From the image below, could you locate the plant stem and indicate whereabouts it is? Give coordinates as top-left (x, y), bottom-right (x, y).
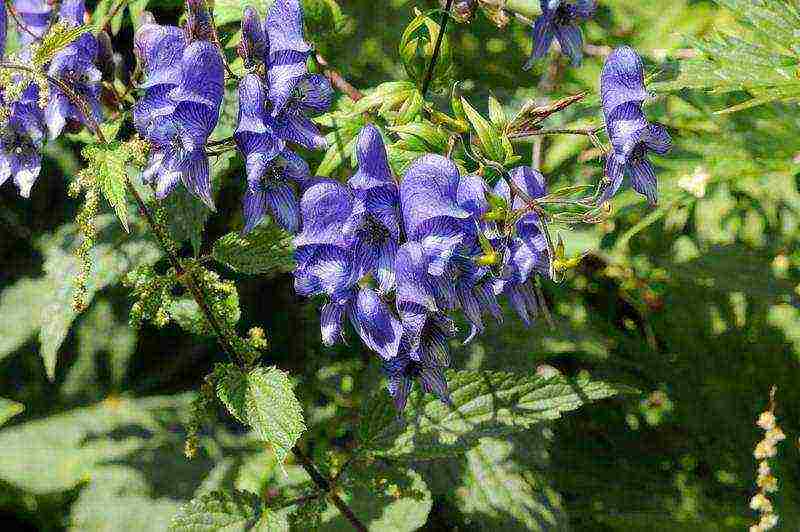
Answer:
top-left (509, 124), bottom-right (606, 140)
top-left (293, 446), bottom-right (368, 532)
top-left (98, 0), bottom-right (130, 33)
top-left (315, 52), bottom-right (363, 101)
top-left (421, 0), bottom-right (454, 98)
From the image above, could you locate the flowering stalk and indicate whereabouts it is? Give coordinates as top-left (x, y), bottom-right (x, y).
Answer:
top-left (749, 386), bottom-right (786, 532)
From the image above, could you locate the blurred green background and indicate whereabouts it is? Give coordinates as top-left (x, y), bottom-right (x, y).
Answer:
top-left (1, 0), bottom-right (799, 530)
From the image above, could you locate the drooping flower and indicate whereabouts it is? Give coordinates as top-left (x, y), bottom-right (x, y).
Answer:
top-left (237, 6), bottom-right (266, 68)
top-left (264, 0), bottom-right (313, 117)
top-left (273, 74), bottom-right (331, 151)
top-left (345, 125), bottom-right (402, 292)
top-left (492, 166), bottom-right (551, 325)
top-left (348, 287), bottom-right (403, 360)
top-left (382, 345), bottom-right (450, 411)
top-left (0, 84), bottom-right (46, 197)
top-left (524, 0), bottom-right (596, 68)
top-left (45, 0), bottom-right (102, 139)
top-left (600, 46), bottom-right (672, 205)
top-left (138, 41), bottom-right (223, 206)
top-left (13, 0), bottom-right (52, 46)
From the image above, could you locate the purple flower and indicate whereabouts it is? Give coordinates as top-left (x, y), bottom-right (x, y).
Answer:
top-left (13, 0), bottom-right (52, 46)
top-left (265, 0), bottom-right (313, 117)
top-left (600, 47), bottom-right (672, 205)
top-left (185, 0), bottom-right (214, 42)
top-left (273, 74), bottom-right (331, 151)
top-left (345, 125), bottom-right (402, 292)
top-left (45, 0), bottom-right (102, 139)
top-left (395, 241), bottom-right (457, 368)
top-left (524, 0), bottom-right (596, 68)
top-left (349, 287), bottom-right (403, 360)
top-left (0, 85), bottom-right (46, 197)
top-left (237, 6), bottom-right (266, 68)
top-left (241, 150), bottom-right (309, 234)
top-left (137, 42), bottom-right (223, 207)
top-left (492, 167), bottom-right (551, 324)
top-left (0, 2), bottom-right (6, 58)
top-left (382, 347), bottom-right (449, 412)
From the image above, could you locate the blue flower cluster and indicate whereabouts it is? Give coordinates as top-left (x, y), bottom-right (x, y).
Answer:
top-left (292, 124), bottom-right (553, 410)
top-left (0, 0), bottom-right (103, 197)
top-left (232, 0), bottom-right (331, 233)
top-left (132, 2), bottom-right (224, 207)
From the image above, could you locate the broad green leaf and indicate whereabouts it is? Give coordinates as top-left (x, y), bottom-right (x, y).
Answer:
top-left (358, 370), bottom-right (634, 460)
top-left (38, 215), bottom-right (161, 380)
top-left (212, 223), bottom-right (295, 276)
top-left (164, 187), bottom-right (212, 257)
top-left (215, 364), bottom-right (305, 464)
top-left (0, 394), bottom-right (196, 493)
top-left (170, 489), bottom-right (286, 531)
top-left (0, 398), bottom-right (23, 426)
top-left (453, 437), bottom-right (566, 531)
top-left (0, 278), bottom-right (51, 363)
top-left (461, 97), bottom-right (505, 162)
top-left (320, 466), bottom-right (432, 532)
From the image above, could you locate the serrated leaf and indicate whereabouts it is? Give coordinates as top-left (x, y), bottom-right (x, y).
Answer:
top-left (164, 187), bottom-right (212, 256)
top-left (358, 370), bottom-right (635, 460)
top-left (87, 144), bottom-right (131, 232)
top-left (0, 398), bottom-right (24, 426)
top-left (170, 489), bottom-right (286, 531)
top-left (461, 97), bottom-right (505, 162)
top-left (215, 364), bottom-right (305, 464)
top-left (213, 223), bottom-right (295, 276)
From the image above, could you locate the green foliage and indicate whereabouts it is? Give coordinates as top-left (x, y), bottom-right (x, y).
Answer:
top-left (399, 9), bottom-right (454, 90)
top-left (213, 223), bottom-right (296, 276)
top-left (653, 0), bottom-right (800, 112)
top-left (215, 364), bottom-right (306, 464)
top-left (0, 398), bottom-right (24, 427)
top-left (81, 142), bottom-right (134, 232)
top-left (171, 489), bottom-right (286, 531)
top-left (32, 23), bottom-right (96, 68)
top-left (357, 369), bottom-right (633, 460)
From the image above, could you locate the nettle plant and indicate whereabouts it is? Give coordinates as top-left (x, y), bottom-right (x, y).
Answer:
top-left (0, 0), bottom-right (675, 528)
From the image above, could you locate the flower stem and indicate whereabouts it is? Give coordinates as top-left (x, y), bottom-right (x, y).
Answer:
top-left (421, 0), bottom-right (454, 98)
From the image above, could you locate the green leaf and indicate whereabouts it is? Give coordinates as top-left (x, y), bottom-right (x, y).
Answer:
top-left (389, 121), bottom-right (448, 152)
top-left (164, 187), bottom-right (212, 257)
top-left (0, 398), bottom-right (23, 427)
top-left (461, 97), bottom-right (505, 162)
top-left (212, 223), bottom-right (295, 276)
top-left (214, 0), bottom-right (271, 25)
top-left (488, 95), bottom-right (507, 130)
top-left (215, 364), bottom-right (305, 464)
top-left (320, 466), bottom-right (432, 531)
top-left (38, 215), bottom-right (162, 380)
top-left (453, 437), bottom-right (566, 531)
top-left (83, 143), bottom-right (131, 232)
top-left (170, 489), bottom-right (286, 531)
top-left (0, 278), bottom-right (51, 364)
top-left (358, 369), bottom-right (634, 460)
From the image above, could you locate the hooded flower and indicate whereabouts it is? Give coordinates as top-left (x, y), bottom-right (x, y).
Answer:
top-left (524, 0), bottom-right (596, 68)
top-left (395, 241), bottom-right (457, 368)
top-left (492, 167), bottom-right (551, 325)
top-left (400, 154), bottom-right (472, 279)
top-left (382, 346), bottom-right (450, 412)
top-left (345, 125), bottom-right (402, 292)
top-left (13, 0), bottom-right (52, 46)
top-left (237, 6), bottom-right (266, 68)
top-left (138, 42), bottom-right (223, 206)
top-left (265, 0), bottom-right (313, 117)
top-left (45, 0), bottom-right (102, 139)
top-left (348, 287), bottom-right (403, 360)
top-left (273, 74), bottom-right (331, 151)
top-left (0, 84), bottom-right (46, 197)
top-left (600, 47), bottom-right (672, 205)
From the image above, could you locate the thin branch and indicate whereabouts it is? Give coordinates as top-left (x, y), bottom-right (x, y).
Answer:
top-left (509, 124), bottom-right (605, 140)
top-left (421, 0), bottom-right (454, 98)
top-left (293, 446), bottom-right (368, 532)
top-left (315, 52), bottom-right (363, 101)
top-left (98, 0), bottom-right (130, 33)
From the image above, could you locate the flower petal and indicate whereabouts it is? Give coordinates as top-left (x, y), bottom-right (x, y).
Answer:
top-left (238, 6), bottom-right (266, 67)
top-left (554, 23), bottom-right (583, 66)
top-left (266, 0), bottom-right (311, 56)
top-left (524, 13), bottom-right (555, 70)
top-left (294, 178), bottom-right (353, 247)
top-left (242, 187), bottom-right (266, 234)
top-left (295, 74), bottom-right (333, 115)
top-left (401, 154), bottom-right (470, 239)
top-left (628, 157), bottom-right (658, 205)
top-left (266, 50), bottom-right (307, 116)
top-left (601, 46), bottom-right (649, 116)
top-left (180, 150), bottom-right (214, 209)
top-left (275, 109), bottom-right (327, 151)
top-left (350, 124), bottom-right (394, 190)
top-left (599, 154), bottom-right (625, 204)
top-left (645, 123), bottom-right (672, 155)
top-left (135, 23), bottom-right (186, 87)
top-left (168, 42), bottom-right (224, 110)
top-left (349, 287), bottom-right (402, 360)
top-left (320, 301), bottom-right (347, 346)
top-left (293, 244), bottom-right (354, 300)
top-left (265, 180), bottom-right (300, 233)
top-left (508, 166), bottom-right (548, 210)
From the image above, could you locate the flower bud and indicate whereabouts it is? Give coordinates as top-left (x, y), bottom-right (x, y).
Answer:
top-left (237, 6), bottom-right (266, 68)
top-left (399, 9), bottom-right (453, 91)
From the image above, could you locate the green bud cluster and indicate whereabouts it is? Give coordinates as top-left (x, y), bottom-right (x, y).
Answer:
top-left (123, 265), bottom-right (178, 329)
